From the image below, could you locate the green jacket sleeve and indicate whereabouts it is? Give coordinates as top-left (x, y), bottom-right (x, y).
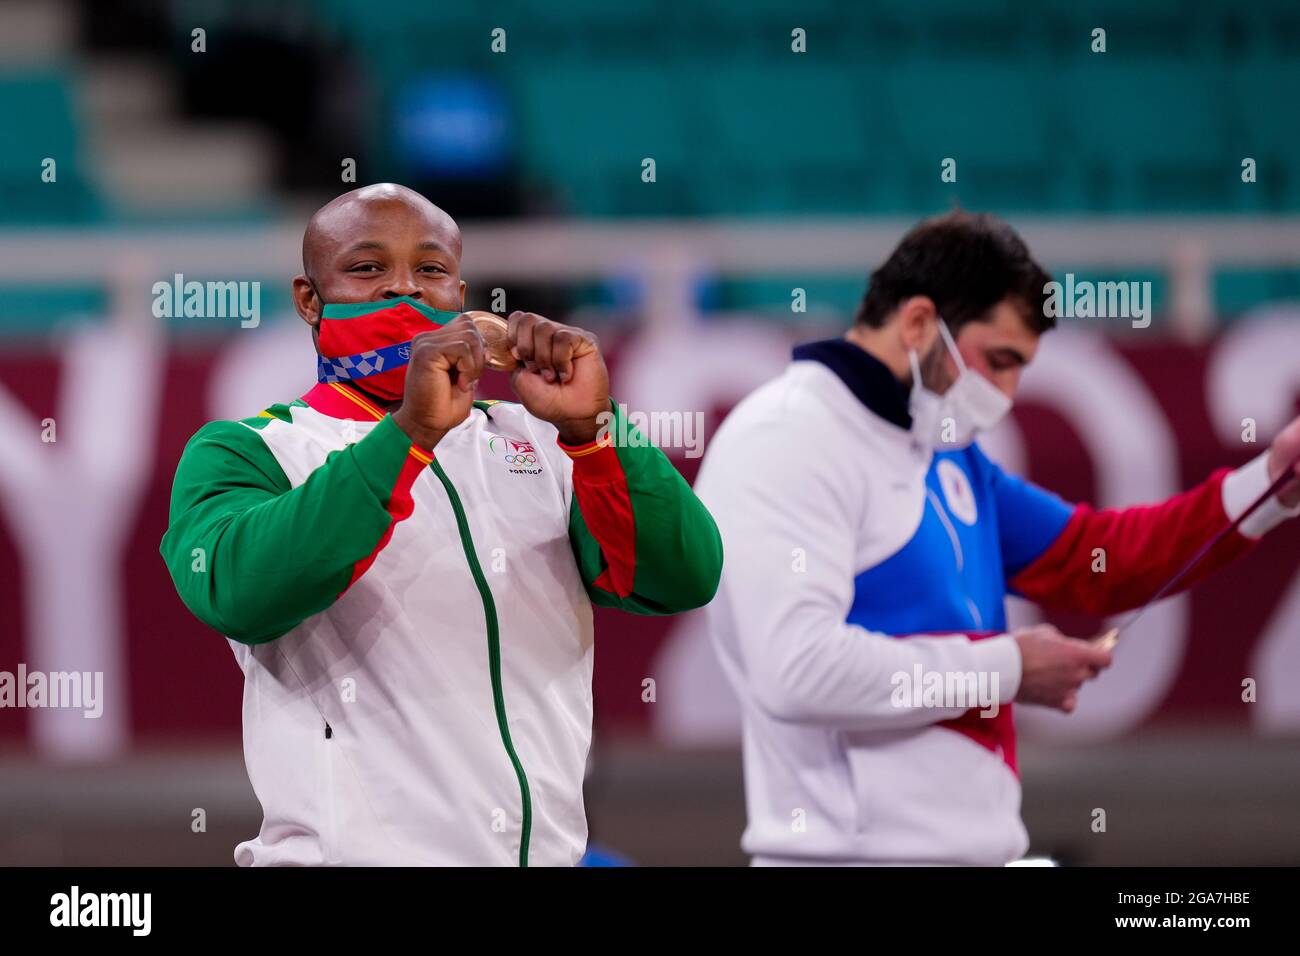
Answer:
top-left (160, 412), bottom-right (424, 644)
top-left (565, 402), bottom-right (723, 615)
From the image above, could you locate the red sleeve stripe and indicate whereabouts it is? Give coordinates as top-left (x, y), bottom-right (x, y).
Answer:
top-left (561, 439), bottom-right (637, 597)
top-left (341, 451), bottom-right (429, 595)
top-left (1009, 469), bottom-right (1255, 617)
top-left (560, 434), bottom-right (612, 458)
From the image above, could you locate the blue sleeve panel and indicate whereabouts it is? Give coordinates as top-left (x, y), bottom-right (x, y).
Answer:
top-left (971, 443), bottom-right (1075, 580)
top-left (847, 444), bottom-right (1074, 637)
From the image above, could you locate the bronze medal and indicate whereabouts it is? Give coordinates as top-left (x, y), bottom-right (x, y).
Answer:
top-left (465, 311), bottom-right (519, 371)
top-left (1092, 627), bottom-right (1119, 652)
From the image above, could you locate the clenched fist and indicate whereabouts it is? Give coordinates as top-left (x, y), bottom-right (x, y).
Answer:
top-left (391, 315), bottom-right (485, 450)
top-left (506, 311), bottom-right (609, 445)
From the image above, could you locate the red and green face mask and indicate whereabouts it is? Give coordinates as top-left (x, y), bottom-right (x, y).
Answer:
top-left (316, 296), bottom-right (462, 401)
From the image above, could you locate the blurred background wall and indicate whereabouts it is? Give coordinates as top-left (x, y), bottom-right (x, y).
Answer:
top-left (0, 0), bottom-right (1298, 865)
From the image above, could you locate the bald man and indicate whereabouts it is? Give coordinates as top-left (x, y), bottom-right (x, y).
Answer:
top-left (161, 184), bottom-right (722, 866)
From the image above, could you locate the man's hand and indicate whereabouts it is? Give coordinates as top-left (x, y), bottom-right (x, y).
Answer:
top-left (1012, 624), bottom-right (1113, 713)
top-left (506, 311), bottom-right (609, 444)
top-left (1267, 414), bottom-right (1300, 507)
top-left (391, 315), bottom-right (485, 450)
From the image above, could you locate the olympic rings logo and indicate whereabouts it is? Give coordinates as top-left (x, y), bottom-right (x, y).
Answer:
top-left (504, 454), bottom-right (538, 465)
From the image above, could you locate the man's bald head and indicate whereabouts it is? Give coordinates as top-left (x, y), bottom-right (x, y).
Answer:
top-left (302, 183), bottom-right (462, 284)
top-left (292, 182), bottom-right (467, 333)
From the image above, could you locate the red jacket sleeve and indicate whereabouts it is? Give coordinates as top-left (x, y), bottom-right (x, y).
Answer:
top-left (1008, 468), bottom-right (1255, 616)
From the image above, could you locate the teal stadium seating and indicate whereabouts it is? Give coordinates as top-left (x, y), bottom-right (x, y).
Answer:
top-left (2, 0), bottom-right (1298, 326)
top-left (304, 0), bottom-right (1300, 218)
top-left (0, 70), bottom-right (102, 223)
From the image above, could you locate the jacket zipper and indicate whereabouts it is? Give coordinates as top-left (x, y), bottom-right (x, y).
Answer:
top-left (322, 721), bottom-right (339, 863)
top-left (430, 459), bottom-right (533, 867)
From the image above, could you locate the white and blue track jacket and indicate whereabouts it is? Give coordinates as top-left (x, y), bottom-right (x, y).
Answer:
top-left (695, 338), bottom-right (1293, 866)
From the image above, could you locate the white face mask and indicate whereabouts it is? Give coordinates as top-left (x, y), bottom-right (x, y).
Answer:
top-left (908, 318), bottom-right (1013, 449)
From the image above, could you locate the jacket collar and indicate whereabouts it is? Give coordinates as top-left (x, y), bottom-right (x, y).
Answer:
top-left (792, 338), bottom-right (913, 430)
top-left (301, 382), bottom-right (387, 421)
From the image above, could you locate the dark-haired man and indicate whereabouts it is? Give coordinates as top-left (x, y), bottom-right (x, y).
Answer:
top-left (696, 211), bottom-right (1300, 866)
top-left (161, 184), bottom-right (722, 866)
